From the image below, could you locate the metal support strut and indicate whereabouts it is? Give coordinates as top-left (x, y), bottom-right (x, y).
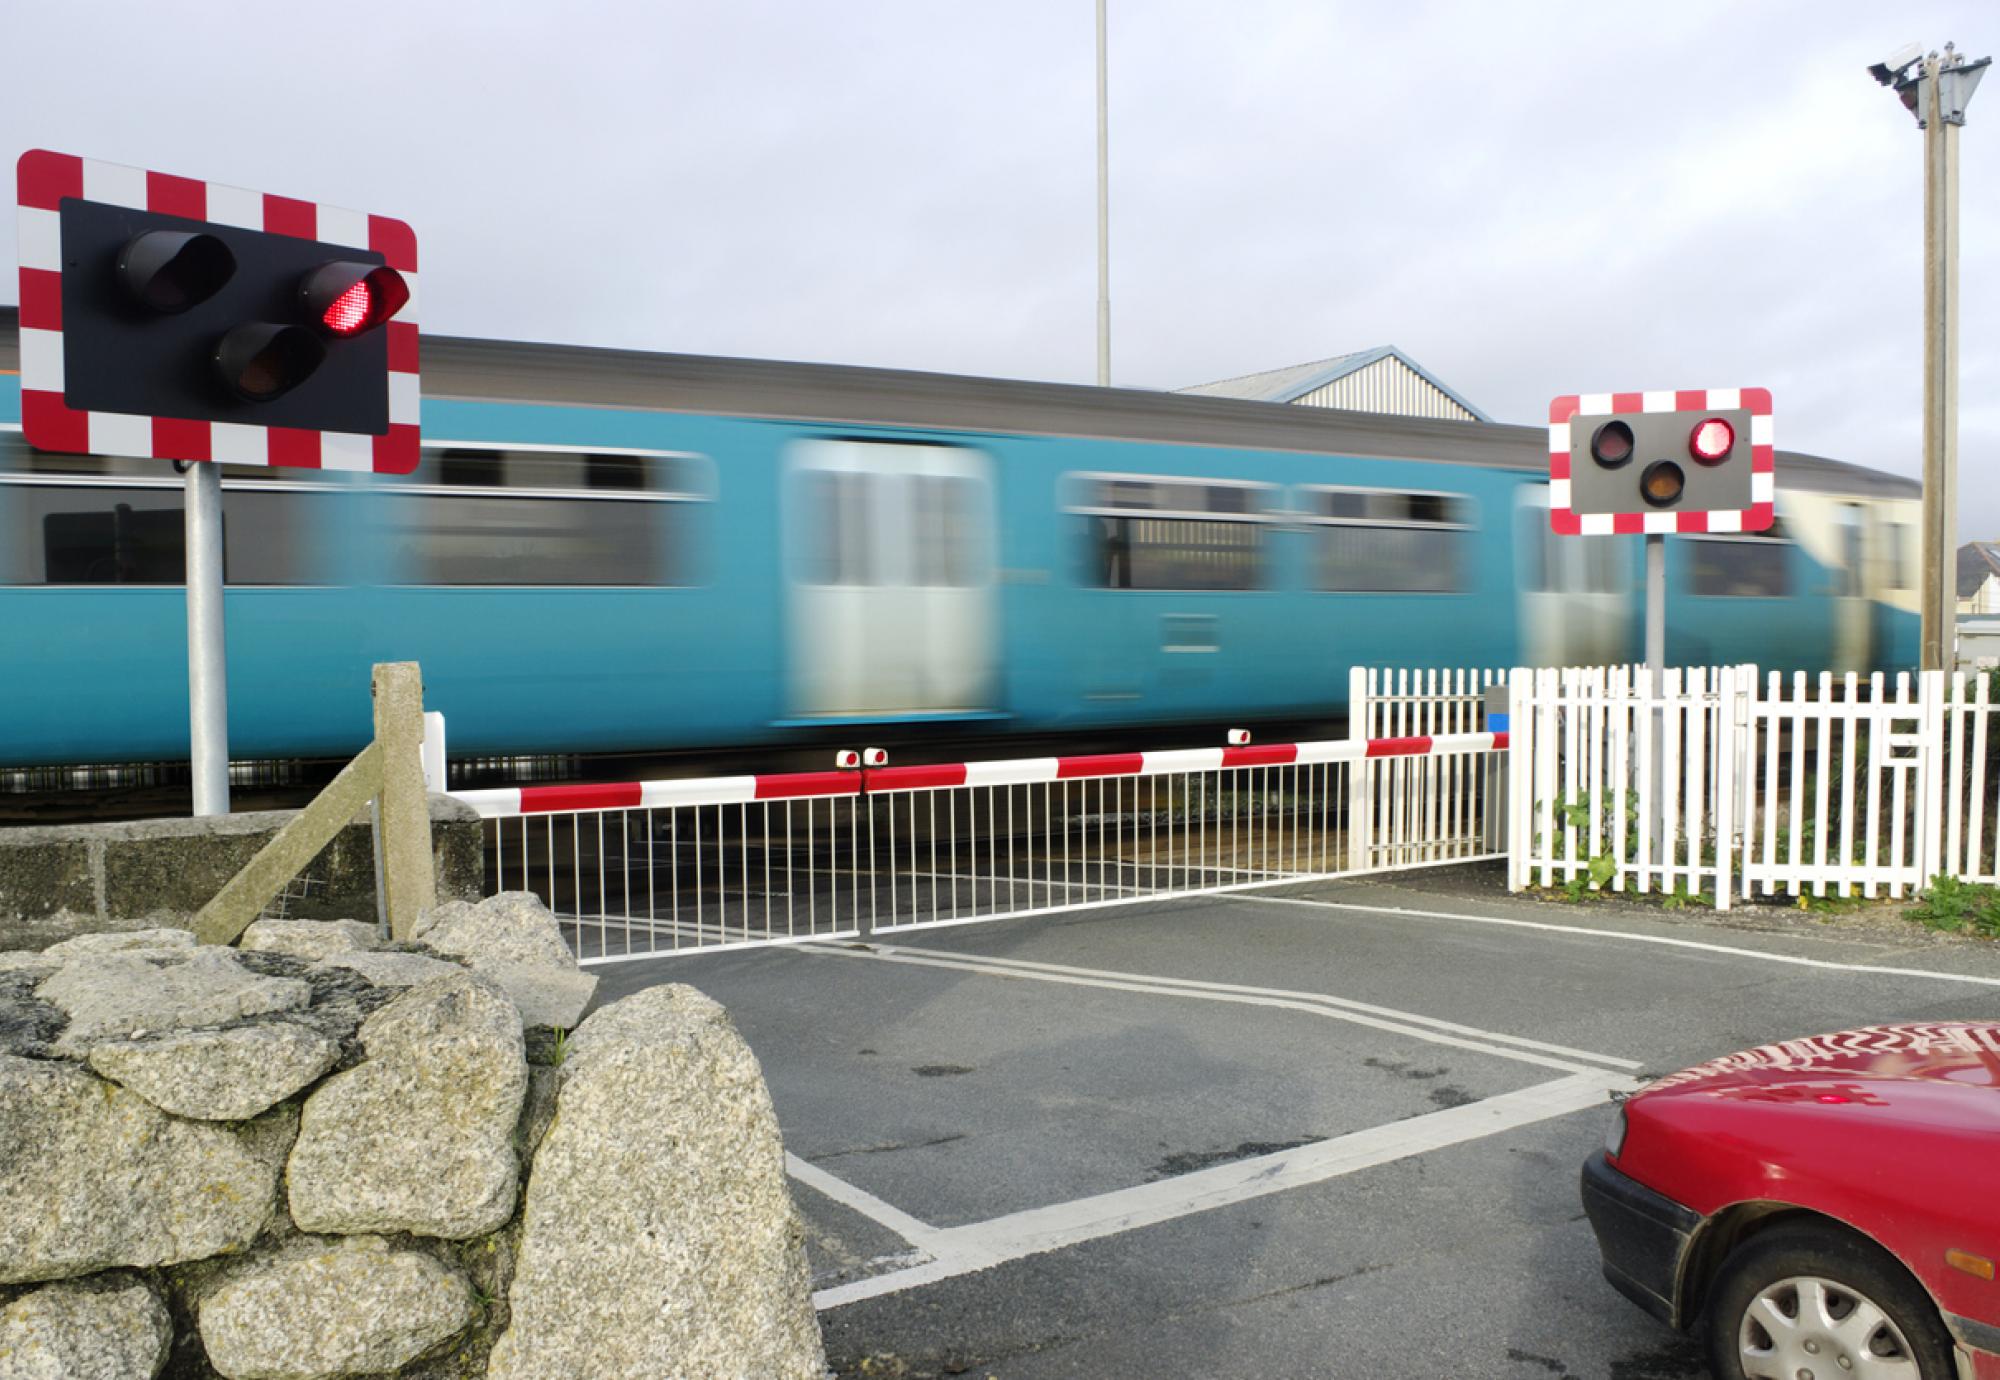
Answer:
top-left (184, 460), bottom-right (230, 816)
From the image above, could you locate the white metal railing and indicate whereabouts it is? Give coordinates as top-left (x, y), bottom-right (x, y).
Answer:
top-left (454, 715), bottom-right (1508, 965)
top-left (1509, 664), bottom-right (2000, 905)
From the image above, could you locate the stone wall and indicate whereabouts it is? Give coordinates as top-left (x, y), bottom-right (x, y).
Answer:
top-left (0, 796), bottom-right (485, 952)
top-left (0, 895), bottom-right (827, 1380)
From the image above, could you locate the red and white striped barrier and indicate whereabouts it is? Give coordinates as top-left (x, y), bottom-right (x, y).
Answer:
top-left (451, 731), bottom-right (1509, 819)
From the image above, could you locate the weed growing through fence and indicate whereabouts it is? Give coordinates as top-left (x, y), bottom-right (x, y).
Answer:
top-left (1541, 789), bottom-right (1713, 901)
top-left (1909, 876), bottom-right (2000, 938)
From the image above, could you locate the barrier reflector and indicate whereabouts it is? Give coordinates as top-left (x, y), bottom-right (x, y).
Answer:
top-left (519, 782), bottom-right (643, 813)
top-left (754, 770), bottom-right (862, 800)
top-left (1057, 753), bottom-right (1146, 779)
top-left (1222, 743), bottom-right (1299, 768)
top-left (866, 763), bottom-right (970, 792)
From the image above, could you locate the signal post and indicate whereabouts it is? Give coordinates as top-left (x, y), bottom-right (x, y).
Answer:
top-left (1549, 388), bottom-right (1775, 851)
top-left (15, 150), bottom-right (420, 814)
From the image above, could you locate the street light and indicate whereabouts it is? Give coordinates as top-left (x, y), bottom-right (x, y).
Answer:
top-left (1870, 41), bottom-right (1991, 672)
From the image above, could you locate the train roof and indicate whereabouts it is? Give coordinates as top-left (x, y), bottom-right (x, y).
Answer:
top-left (0, 307), bottom-right (1919, 500)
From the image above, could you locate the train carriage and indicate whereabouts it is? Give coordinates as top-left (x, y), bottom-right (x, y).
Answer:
top-left (0, 309), bottom-right (1921, 766)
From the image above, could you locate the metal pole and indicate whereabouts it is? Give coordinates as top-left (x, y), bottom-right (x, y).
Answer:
top-left (1095, 0), bottom-right (1111, 387)
top-left (1920, 54), bottom-right (1962, 672)
top-left (184, 461), bottom-right (230, 815)
top-left (1647, 533), bottom-right (1666, 854)
top-left (1646, 534), bottom-right (1665, 692)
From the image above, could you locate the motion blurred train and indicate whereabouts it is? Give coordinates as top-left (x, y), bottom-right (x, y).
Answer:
top-left (0, 307), bottom-right (1920, 767)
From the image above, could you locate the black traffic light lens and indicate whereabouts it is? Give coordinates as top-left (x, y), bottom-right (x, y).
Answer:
top-left (300, 262), bottom-right (410, 337)
top-left (1641, 460), bottom-right (1686, 508)
top-left (214, 323), bottom-right (326, 402)
top-left (117, 230), bottom-right (236, 314)
top-left (1591, 420), bottom-right (1635, 468)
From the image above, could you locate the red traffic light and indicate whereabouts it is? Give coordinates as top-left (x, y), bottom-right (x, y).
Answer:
top-left (1689, 417), bottom-right (1735, 464)
top-left (117, 230), bottom-right (235, 314)
top-left (322, 280), bottom-right (374, 334)
top-left (300, 262), bottom-right (410, 337)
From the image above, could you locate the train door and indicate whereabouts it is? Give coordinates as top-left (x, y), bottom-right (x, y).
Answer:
top-left (783, 440), bottom-right (997, 718)
top-left (1831, 502), bottom-right (1873, 671)
top-left (1515, 486), bottom-right (1632, 666)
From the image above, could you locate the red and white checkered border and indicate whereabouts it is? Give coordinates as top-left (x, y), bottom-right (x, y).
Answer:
top-left (1547, 388), bottom-right (1774, 536)
top-left (451, 731), bottom-right (1511, 819)
top-left (14, 149), bottom-right (420, 474)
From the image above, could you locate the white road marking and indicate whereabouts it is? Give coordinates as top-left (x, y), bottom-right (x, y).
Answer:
top-left (809, 1068), bottom-right (1634, 1309)
top-left (876, 943), bottom-right (1643, 1070)
top-left (1228, 893), bottom-right (2000, 990)
top-left (802, 942), bottom-right (1627, 1076)
top-left (786, 1153), bottom-right (950, 1256)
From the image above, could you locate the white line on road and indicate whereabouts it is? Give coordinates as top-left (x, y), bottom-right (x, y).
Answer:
top-left (876, 943), bottom-right (1643, 1070)
top-left (1227, 893), bottom-right (2000, 990)
top-left (802, 942), bottom-right (1631, 1076)
top-left (810, 1068), bottom-right (1633, 1309)
top-left (786, 1154), bottom-right (950, 1257)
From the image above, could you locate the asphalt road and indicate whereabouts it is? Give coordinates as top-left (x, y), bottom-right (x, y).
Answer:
top-left (590, 867), bottom-right (2000, 1380)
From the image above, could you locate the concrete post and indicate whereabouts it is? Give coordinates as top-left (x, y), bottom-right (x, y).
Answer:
top-left (373, 662), bottom-right (436, 939)
top-left (1920, 55), bottom-right (1959, 670)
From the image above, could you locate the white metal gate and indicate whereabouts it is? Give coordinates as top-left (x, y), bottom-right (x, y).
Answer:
top-left (1740, 671), bottom-right (1938, 900)
top-left (1508, 664), bottom-right (1999, 905)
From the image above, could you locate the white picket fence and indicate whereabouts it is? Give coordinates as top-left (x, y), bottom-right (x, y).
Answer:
top-left (1509, 664), bottom-right (2000, 906)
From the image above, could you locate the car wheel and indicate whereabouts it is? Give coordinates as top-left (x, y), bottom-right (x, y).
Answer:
top-left (1705, 1221), bottom-right (1958, 1380)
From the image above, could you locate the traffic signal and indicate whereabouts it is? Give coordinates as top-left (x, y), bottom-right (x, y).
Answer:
top-left (1548, 389), bottom-right (1774, 534)
top-left (15, 150), bottom-right (420, 472)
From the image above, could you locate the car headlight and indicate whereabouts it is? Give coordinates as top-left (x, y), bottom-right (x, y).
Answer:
top-left (1604, 1106), bottom-right (1627, 1158)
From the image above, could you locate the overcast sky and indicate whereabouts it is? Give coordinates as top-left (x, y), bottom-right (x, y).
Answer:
top-left (5, 1), bottom-right (1997, 534)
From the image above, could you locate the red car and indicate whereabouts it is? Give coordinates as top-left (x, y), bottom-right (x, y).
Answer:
top-left (1582, 1021), bottom-right (2000, 1380)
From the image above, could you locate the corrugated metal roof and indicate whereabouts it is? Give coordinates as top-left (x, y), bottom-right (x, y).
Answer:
top-left (1958, 541), bottom-right (2000, 598)
top-left (1177, 345), bottom-right (1492, 422)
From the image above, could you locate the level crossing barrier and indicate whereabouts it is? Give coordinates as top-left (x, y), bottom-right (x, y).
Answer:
top-left (453, 718), bottom-right (1508, 966)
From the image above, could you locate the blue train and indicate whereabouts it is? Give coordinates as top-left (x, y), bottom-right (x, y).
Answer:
top-left (0, 310), bottom-right (1921, 767)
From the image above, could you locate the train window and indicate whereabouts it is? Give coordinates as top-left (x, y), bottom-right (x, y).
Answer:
top-left (1883, 521), bottom-right (1913, 590)
top-left (1516, 513), bottom-right (1623, 595)
top-left (799, 470), bottom-right (875, 586)
top-left (439, 449), bottom-right (505, 488)
top-left (1067, 474), bottom-right (1277, 591)
top-left (0, 440), bottom-right (319, 584)
top-left (381, 445), bottom-right (707, 587)
top-left (1302, 485), bottom-right (1472, 594)
top-left (1518, 509), bottom-right (1548, 593)
top-left (913, 475), bottom-right (979, 587)
top-left (584, 453), bottom-right (648, 491)
top-left (0, 484), bottom-right (316, 585)
top-left (1687, 523), bottom-right (1793, 598)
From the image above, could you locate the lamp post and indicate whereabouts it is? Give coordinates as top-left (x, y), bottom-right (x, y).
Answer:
top-left (1096, 0), bottom-right (1111, 387)
top-left (1872, 42), bottom-right (1990, 671)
